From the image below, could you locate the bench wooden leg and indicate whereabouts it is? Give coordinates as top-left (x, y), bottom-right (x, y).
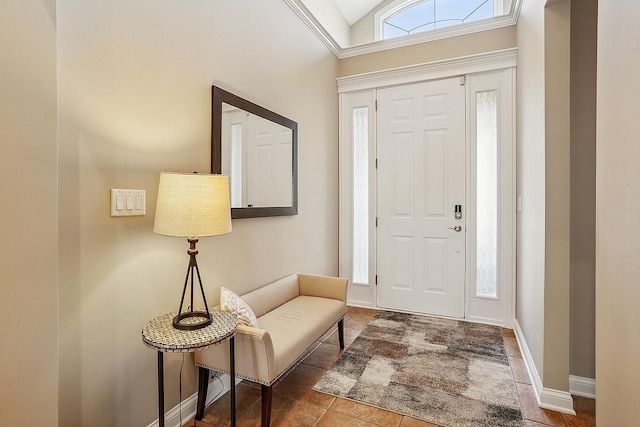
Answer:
top-left (338, 318), bottom-right (345, 349)
top-left (196, 367), bottom-right (210, 420)
top-left (261, 384), bottom-right (273, 427)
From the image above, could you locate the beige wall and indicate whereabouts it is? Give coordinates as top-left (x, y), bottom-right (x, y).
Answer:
top-left (596, 1), bottom-right (640, 424)
top-left (569, 0), bottom-right (596, 381)
top-left (350, 0), bottom-right (393, 46)
top-left (338, 26), bottom-right (516, 77)
top-left (0, 1), bottom-right (59, 425)
top-left (517, 0), bottom-right (598, 396)
top-left (56, 1), bottom-right (338, 426)
top-left (515, 0), bottom-right (546, 376)
top-left (542, 0), bottom-right (571, 391)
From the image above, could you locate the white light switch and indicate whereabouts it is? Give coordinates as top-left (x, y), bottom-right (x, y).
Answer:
top-left (111, 189), bottom-right (146, 217)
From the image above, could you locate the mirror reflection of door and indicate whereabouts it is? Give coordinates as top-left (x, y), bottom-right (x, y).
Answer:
top-left (247, 116), bottom-right (293, 208)
top-left (221, 103), bottom-right (293, 208)
top-left (221, 107), bottom-right (247, 208)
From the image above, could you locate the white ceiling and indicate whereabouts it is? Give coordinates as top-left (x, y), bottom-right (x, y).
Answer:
top-left (332, 0), bottom-right (387, 25)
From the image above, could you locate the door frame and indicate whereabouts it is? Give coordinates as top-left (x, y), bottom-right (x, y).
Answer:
top-left (338, 48), bottom-right (517, 327)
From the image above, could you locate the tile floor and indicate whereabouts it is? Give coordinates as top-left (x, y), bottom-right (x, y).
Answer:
top-left (187, 307), bottom-right (595, 427)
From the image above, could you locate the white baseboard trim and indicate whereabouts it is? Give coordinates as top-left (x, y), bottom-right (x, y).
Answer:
top-left (146, 373), bottom-right (232, 427)
top-left (570, 375), bottom-right (596, 399)
top-left (539, 387), bottom-right (576, 414)
top-left (513, 320), bottom-right (576, 415)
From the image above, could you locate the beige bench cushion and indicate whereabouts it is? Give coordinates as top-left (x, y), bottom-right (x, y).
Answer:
top-left (259, 295), bottom-right (346, 375)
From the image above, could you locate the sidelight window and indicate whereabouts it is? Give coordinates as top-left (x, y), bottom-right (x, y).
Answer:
top-left (475, 90), bottom-right (498, 298)
top-left (352, 107), bottom-right (369, 284)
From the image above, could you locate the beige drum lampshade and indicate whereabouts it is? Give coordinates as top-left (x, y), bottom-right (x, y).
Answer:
top-left (154, 172), bottom-right (232, 238)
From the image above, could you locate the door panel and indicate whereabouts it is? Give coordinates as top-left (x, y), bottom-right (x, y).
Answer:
top-left (246, 117), bottom-right (293, 207)
top-left (376, 78), bottom-right (466, 318)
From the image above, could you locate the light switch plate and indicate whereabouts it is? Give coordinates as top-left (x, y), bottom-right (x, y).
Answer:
top-left (111, 189), bottom-right (146, 216)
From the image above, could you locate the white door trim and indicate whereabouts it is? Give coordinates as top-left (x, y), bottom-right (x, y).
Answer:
top-left (338, 49), bottom-right (517, 326)
top-left (337, 48), bottom-right (517, 93)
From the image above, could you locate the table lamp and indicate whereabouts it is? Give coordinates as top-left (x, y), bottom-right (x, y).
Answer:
top-left (154, 172), bottom-right (232, 330)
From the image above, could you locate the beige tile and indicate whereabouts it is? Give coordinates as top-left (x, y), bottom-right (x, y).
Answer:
top-left (322, 326), bottom-right (362, 348)
top-left (347, 306), bottom-right (379, 317)
top-left (318, 325), bottom-right (338, 342)
top-left (502, 328), bottom-right (516, 338)
top-left (509, 355), bottom-right (531, 384)
top-left (400, 416), bottom-right (442, 426)
top-left (274, 363), bottom-right (335, 408)
top-left (503, 336), bottom-right (522, 358)
top-left (345, 313), bottom-right (375, 331)
top-left (562, 396), bottom-right (595, 427)
top-left (573, 395), bottom-right (595, 417)
top-left (201, 382), bottom-right (261, 426)
top-left (240, 379), bottom-right (262, 390)
top-left (301, 342), bottom-right (343, 370)
top-left (237, 395), bottom-right (325, 427)
top-left (516, 383), bottom-right (566, 427)
top-left (329, 397), bottom-right (403, 426)
top-left (316, 409), bottom-right (384, 427)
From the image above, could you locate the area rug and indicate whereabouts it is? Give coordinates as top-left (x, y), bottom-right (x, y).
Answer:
top-left (313, 311), bottom-right (523, 427)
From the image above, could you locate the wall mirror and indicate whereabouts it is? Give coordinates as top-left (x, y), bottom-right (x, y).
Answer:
top-left (211, 85), bottom-right (298, 219)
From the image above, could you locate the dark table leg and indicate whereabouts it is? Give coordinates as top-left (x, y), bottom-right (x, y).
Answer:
top-left (230, 336), bottom-right (236, 427)
top-left (157, 351), bottom-right (165, 427)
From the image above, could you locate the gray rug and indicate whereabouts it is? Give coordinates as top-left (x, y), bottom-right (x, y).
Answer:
top-left (313, 311), bottom-right (523, 427)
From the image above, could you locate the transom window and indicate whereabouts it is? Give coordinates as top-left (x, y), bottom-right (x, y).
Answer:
top-left (376, 0), bottom-right (498, 40)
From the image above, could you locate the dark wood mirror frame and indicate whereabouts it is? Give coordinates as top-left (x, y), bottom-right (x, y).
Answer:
top-left (211, 85), bottom-right (298, 219)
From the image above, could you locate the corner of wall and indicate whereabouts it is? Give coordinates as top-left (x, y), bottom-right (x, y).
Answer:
top-left (514, 320), bottom-right (575, 415)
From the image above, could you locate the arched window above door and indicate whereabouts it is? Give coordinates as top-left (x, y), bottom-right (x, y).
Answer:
top-left (375, 0), bottom-right (505, 41)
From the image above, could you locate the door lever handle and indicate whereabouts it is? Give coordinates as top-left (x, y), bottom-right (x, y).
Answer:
top-left (447, 225), bottom-right (462, 232)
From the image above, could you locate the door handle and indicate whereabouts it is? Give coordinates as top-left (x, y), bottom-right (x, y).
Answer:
top-left (447, 225), bottom-right (462, 232)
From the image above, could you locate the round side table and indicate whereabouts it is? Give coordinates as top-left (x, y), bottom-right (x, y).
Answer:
top-left (142, 310), bottom-right (238, 427)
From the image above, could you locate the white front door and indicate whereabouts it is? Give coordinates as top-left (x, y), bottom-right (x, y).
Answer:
top-left (376, 78), bottom-right (466, 317)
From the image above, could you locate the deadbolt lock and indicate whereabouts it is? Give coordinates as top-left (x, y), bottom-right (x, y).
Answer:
top-left (455, 204), bottom-right (462, 219)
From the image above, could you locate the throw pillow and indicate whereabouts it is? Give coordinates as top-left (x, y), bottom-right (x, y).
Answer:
top-left (220, 287), bottom-right (259, 328)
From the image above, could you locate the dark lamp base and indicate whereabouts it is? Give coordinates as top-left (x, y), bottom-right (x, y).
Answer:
top-left (173, 311), bottom-right (213, 331)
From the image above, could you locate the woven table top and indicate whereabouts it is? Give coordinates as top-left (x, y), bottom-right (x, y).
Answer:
top-left (142, 309), bottom-right (238, 353)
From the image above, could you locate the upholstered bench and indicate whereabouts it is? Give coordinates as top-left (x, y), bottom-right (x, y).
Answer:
top-left (194, 273), bottom-right (348, 426)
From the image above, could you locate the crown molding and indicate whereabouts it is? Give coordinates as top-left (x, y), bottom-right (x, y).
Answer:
top-left (284, 0), bottom-right (522, 60)
top-left (282, 0), bottom-right (342, 57)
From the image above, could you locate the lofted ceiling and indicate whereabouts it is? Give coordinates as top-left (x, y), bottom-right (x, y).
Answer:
top-left (332, 0), bottom-right (387, 25)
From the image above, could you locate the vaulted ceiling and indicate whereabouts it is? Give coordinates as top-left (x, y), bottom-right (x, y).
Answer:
top-left (332, 0), bottom-right (387, 25)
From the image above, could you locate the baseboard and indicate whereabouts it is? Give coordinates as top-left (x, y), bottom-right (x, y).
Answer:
top-left (570, 375), bottom-right (596, 399)
top-left (146, 373), bottom-right (231, 427)
top-left (539, 387), bottom-right (575, 414)
top-left (513, 320), bottom-right (576, 415)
